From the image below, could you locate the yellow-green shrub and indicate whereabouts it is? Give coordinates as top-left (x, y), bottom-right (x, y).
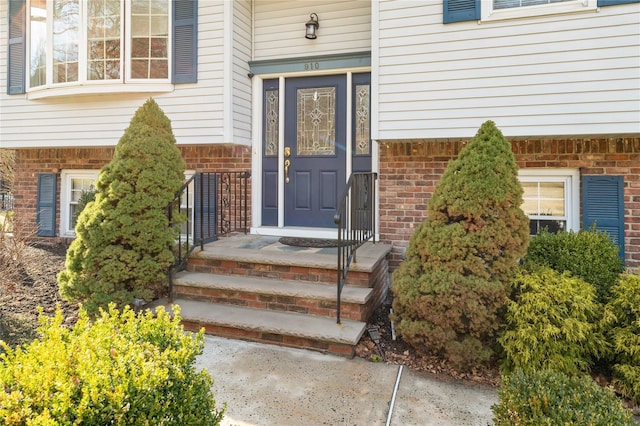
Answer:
top-left (0, 305), bottom-right (224, 425)
top-left (606, 273), bottom-right (640, 405)
top-left (498, 267), bottom-right (607, 375)
top-left (492, 369), bottom-right (634, 425)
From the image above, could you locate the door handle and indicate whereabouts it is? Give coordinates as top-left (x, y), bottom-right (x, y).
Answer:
top-left (284, 159), bottom-right (291, 183)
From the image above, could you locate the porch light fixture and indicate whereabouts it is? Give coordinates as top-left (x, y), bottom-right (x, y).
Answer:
top-left (305, 13), bottom-right (319, 39)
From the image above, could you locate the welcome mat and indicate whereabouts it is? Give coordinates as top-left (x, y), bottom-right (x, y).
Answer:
top-left (278, 237), bottom-right (339, 248)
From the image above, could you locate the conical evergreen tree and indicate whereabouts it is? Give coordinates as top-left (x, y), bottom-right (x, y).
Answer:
top-left (58, 99), bottom-right (186, 314)
top-left (391, 120), bottom-right (530, 369)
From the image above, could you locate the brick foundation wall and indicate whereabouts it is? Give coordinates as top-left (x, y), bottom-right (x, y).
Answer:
top-left (379, 137), bottom-right (640, 270)
top-left (13, 144), bottom-right (252, 242)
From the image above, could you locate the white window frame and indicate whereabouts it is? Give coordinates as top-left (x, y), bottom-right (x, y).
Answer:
top-left (481, 0), bottom-right (597, 22)
top-left (26, 0), bottom-right (172, 99)
top-left (518, 168), bottom-right (580, 234)
top-left (60, 169), bottom-right (99, 237)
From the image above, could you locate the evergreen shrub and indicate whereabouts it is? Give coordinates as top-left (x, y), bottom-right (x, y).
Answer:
top-left (492, 369), bottom-right (634, 425)
top-left (0, 305), bottom-right (224, 425)
top-left (392, 120), bottom-right (530, 369)
top-left (58, 99), bottom-right (186, 314)
top-left (606, 273), bottom-right (640, 405)
top-left (499, 267), bottom-right (607, 375)
top-left (524, 227), bottom-right (623, 303)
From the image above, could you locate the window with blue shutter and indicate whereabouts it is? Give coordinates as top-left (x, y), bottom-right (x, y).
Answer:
top-left (173, 0), bottom-right (198, 84)
top-left (597, 0), bottom-right (639, 6)
top-left (37, 173), bottom-right (57, 237)
top-left (443, 0), bottom-right (480, 24)
top-left (582, 175), bottom-right (625, 261)
top-left (7, 0), bottom-right (26, 95)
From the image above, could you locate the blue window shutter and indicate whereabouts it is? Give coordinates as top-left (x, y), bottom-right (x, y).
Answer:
top-left (7, 0), bottom-right (26, 95)
top-left (597, 0), bottom-right (639, 6)
top-left (37, 173), bottom-right (57, 237)
top-left (172, 0), bottom-right (198, 84)
top-left (582, 175), bottom-right (625, 261)
top-left (194, 173), bottom-right (218, 245)
top-left (444, 0), bottom-right (480, 24)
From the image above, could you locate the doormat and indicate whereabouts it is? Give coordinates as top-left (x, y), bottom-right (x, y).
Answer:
top-left (278, 237), bottom-right (339, 248)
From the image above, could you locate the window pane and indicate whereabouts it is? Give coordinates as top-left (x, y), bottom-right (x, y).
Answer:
top-left (355, 84), bottom-right (370, 156)
top-left (149, 60), bottom-right (168, 78)
top-left (29, 0), bottom-right (47, 88)
top-left (494, 0), bottom-right (571, 9)
top-left (130, 0), bottom-right (169, 79)
top-left (264, 89), bottom-right (279, 157)
top-left (87, 0), bottom-right (121, 80)
top-left (53, 0), bottom-right (79, 84)
top-left (539, 182), bottom-right (564, 216)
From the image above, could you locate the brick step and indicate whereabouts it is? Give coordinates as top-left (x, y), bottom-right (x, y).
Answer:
top-left (185, 235), bottom-right (392, 288)
top-left (150, 299), bottom-right (366, 357)
top-left (173, 271), bottom-right (374, 322)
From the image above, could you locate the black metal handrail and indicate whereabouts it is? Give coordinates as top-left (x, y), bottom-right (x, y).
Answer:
top-left (334, 172), bottom-right (378, 324)
top-left (167, 171), bottom-right (250, 300)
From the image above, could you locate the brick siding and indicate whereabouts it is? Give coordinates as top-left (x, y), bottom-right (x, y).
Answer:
top-left (379, 137), bottom-right (640, 270)
top-left (13, 144), bottom-right (252, 243)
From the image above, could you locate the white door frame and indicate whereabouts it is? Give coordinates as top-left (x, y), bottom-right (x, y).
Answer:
top-left (250, 67), bottom-right (377, 239)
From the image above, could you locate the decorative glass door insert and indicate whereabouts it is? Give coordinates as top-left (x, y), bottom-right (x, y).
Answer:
top-left (296, 87), bottom-right (336, 156)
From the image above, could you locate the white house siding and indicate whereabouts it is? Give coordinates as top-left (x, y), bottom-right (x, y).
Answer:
top-left (253, 0), bottom-right (371, 61)
top-left (0, 1), bottom-right (234, 149)
top-left (232, 0), bottom-right (252, 144)
top-left (375, 1), bottom-right (640, 140)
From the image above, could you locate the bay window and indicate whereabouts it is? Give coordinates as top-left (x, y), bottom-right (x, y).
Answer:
top-left (7, 0), bottom-right (197, 95)
top-left (28, 0), bottom-right (168, 90)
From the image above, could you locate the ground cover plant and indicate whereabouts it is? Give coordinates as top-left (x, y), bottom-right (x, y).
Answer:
top-left (391, 120), bottom-right (530, 369)
top-left (492, 369), bottom-right (635, 425)
top-left (0, 304), bottom-right (224, 425)
top-left (58, 99), bottom-right (186, 315)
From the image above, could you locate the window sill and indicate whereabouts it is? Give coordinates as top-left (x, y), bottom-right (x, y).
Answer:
top-left (480, 1), bottom-right (598, 22)
top-left (26, 83), bottom-right (174, 100)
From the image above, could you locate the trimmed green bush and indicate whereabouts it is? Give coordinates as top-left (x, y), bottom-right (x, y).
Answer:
top-left (58, 99), bottom-right (186, 314)
top-left (524, 227), bottom-right (623, 303)
top-left (499, 267), bottom-right (607, 375)
top-left (492, 369), bottom-right (634, 425)
top-left (0, 304), bottom-right (224, 425)
top-left (392, 120), bottom-right (530, 369)
top-left (606, 273), bottom-right (640, 405)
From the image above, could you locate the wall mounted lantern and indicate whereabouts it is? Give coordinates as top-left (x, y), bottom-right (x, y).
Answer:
top-left (305, 13), bottom-right (319, 39)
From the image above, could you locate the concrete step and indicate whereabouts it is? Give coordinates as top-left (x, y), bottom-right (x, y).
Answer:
top-left (186, 235), bottom-right (392, 287)
top-left (173, 271), bottom-right (374, 321)
top-left (151, 298), bottom-right (367, 357)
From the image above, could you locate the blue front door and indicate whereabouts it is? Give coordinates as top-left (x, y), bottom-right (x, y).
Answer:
top-left (261, 73), bottom-right (371, 228)
top-left (284, 75), bottom-right (347, 227)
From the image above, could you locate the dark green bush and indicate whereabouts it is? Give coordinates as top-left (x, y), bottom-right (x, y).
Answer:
top-left (606, 273), bottom-right (640, 405)
top-left (499, 267), bottom-right (607, 375)
top-left (492, 369), bottom-right (634, 425)
top-left (0, 304), bottom-right (224, 425)
top-left (58, 99), bottom-right (186, 314)
top-left (524, 227), bottom-right (623, 303)
top-left (392, 120), bottom-right (530, 369)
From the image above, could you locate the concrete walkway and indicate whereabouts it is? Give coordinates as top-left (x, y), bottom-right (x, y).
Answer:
top-left (196, 335), bottom-right (497, 426)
